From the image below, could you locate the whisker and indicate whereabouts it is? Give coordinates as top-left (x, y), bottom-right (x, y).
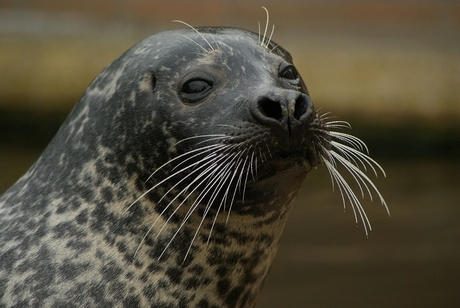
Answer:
top-left (133, 145), bottom-right (232, 257)
top-left (330, 131), bottom-right (368, 153)
top-left (322, 158), bottom-right (372, 236)
top-left (145, 142), bottom-right (226, 182)
top-left (269, 43), bottom-right (279, 53)
top-left (158, 150), bottom-right (240, 260)
top-left (331, 140), bottom-right (368, 172)
top-left (204, 158), bottom-right (239, 242)
top-left (261, 7), bottom-right (269, 48)
top-left (331, 141), bottom-right (386, 178)
top-left (225, 149), bottom-right (250, 223)
top-left (330, 150), bottom-right (369, 199)
top-left (169, 154), bottom-right (238, 262)
top-left (249, 148), bottom-right (257, 183)
top-left (174, 134), bottom-right (229, 146)
top-left (315, 111), bottom-right (390, 236)
top-left (324, 120), bottom-right (352, 130)
top-left (173, 20), bottom-right (215, 52)
top-left (124, 144), bottom-right (227, 215)
top-left (267, 24), bottom-right (275, 48)
top-left (175, 33), bottom-right (210, 53)
top-left (331, 149), bottom-right (388, 211)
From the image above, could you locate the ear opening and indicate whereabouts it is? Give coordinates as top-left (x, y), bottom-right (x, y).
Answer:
top-left (150, 72), bottom-right (157, 92)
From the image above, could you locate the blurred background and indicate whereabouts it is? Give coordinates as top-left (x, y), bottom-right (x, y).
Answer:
top-left (0, 0), bottom-right (459, 307)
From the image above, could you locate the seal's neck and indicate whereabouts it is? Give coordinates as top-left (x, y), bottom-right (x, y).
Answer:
top-left (129, 191), bottom-right (296, 307)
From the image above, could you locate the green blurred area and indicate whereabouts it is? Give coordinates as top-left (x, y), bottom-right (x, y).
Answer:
top-left (1, 1), bottom-right (459, 307)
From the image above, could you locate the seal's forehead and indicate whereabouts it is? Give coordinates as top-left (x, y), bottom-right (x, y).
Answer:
top-left (135, 27), bottom-right (292, 64)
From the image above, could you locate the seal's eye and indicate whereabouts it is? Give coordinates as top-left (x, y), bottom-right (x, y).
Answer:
top-left (279, 64), bottom-right (300, 85)
top-left (180, 78), bottom-right (213, 103)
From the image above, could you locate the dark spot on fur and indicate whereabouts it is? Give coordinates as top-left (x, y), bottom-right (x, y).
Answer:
top-left (142, 284), bottom-right (156, 299)
top-left (75, 183), bottom-right (95, 203)
top-left (140, 272), bottom-right (149, 283)
top-left (184, 277), bottom-right (200, 290)
top-left (26, 247), bottom-right (56, 302)
top-left (197, 299), bottom-right (210, 308)
top-left (66, 237), bottom-right (91, 252)
top-left (217, 278), bottom-right (230, 297)
top-left (75, 209), bottom-right (88, 225)
top-left (116, 241), bottom-right (127, 254)
top-left (51, 300), bottom-right (77, 308)
top-left (108, 280), bottom-right (127, 301)
top-left (125, 271), bottom-right (135, 280)
top-left (59, 260), bottom-right (91, 280)
top-left (147, 262), bottom-right (162, 273)
top-left (166, 267), bottom-right (183, 285)
top-left (52, 221), bottom-right (84, 239)
top-left (189, 265), bottom-right (204, 275)
top-left (87, 281), bottom-right (113, 306)
top-left (0, 278), bottom-right (7, 298)
top-left (123, 295), bottom-right (141, 307)
top-left (102, 262), bottom-right (123, 282)
top-left (101, 186), bottom-right (114, 202)
top-left (215, 265), bottom-right (228, 277)
top-left (225, 285), bottom-right (245, 307)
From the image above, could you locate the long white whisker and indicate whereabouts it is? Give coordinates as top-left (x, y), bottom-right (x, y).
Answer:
top-left (156, 147), bottom-right (231, 208)
top-left (330, 150), bottom-right (388, 212)
top-left (226, 150), bottom-right (250, 223)
top-left (261, 7), bottom-right (269, 48)
top-left (170, 141), bottom-right (238, 173)
top-left (174, 134), bottom-right (229, 146)
top-left (133, 145), bottom-right (231, 257)
top-left (330, 151), bottom-right (369, 199)
top-left (323, 159), bottom-right (372, 236)
top-left (204, 158), bottom-right (239, 241)
top-left (156, 163), bottom-right (223, 260)
top-left (268, 24), bottom-right (275, 46)
top-left (173, 20), bottom-right (215, 51)
top-left (125, 144), bottom-right (227, 215)
top-left (146, 142), bottom-right (226, 182)
top-left (158, 150), bottom-right (240, 260)
top-left (176, 155), bottom-right (239, 262)
top-left (331, 131), bottom-right (368, 153)
top-left (331, 141), bottom-right (386, 178)
top-left (175, 33), bottom-right (209, 53)
top-left (324, 120), bottom-right (352, 130)
top-left (331, 140), bottom-right (368, 172)
top-left (182, 158), bottom-right (236, 262)
top-left (316, 112), bottom-right (390, 236)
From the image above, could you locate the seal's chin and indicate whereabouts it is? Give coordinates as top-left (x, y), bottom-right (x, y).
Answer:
top-left (255, 154), bottom-right (312, 183)
top-left (244, 155), bottom-right (310, 205)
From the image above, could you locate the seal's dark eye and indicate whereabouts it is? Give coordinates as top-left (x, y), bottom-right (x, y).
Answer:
top-left (279, 64), bottom-right (300, 85)
top-left (180, 78), bottom-right (213, 103)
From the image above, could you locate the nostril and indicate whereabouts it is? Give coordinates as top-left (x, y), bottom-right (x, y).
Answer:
top-left (293, 95), bottom-right (309, 120)
top-left (258, 97), bottom-right (283, 122)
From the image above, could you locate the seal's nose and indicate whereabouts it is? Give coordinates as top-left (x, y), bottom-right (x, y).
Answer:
top-left (251, 90), bottom-right (315, 138)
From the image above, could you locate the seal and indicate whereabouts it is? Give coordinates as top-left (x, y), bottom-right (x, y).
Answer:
top-left (0, 21), bottom-right (388, 307)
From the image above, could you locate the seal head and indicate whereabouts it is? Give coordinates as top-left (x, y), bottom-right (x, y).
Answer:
top-left (0, 27), bottom-right (386, 307)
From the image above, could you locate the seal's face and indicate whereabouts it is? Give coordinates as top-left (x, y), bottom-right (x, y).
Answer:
top-left (129, 28), bottom-right (322, 214)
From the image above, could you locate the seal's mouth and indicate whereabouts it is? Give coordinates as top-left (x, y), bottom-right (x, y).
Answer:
top-left (251, 144), bottom-right (322, 183)
top-left (255, 154), bottom-right (310, 181)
